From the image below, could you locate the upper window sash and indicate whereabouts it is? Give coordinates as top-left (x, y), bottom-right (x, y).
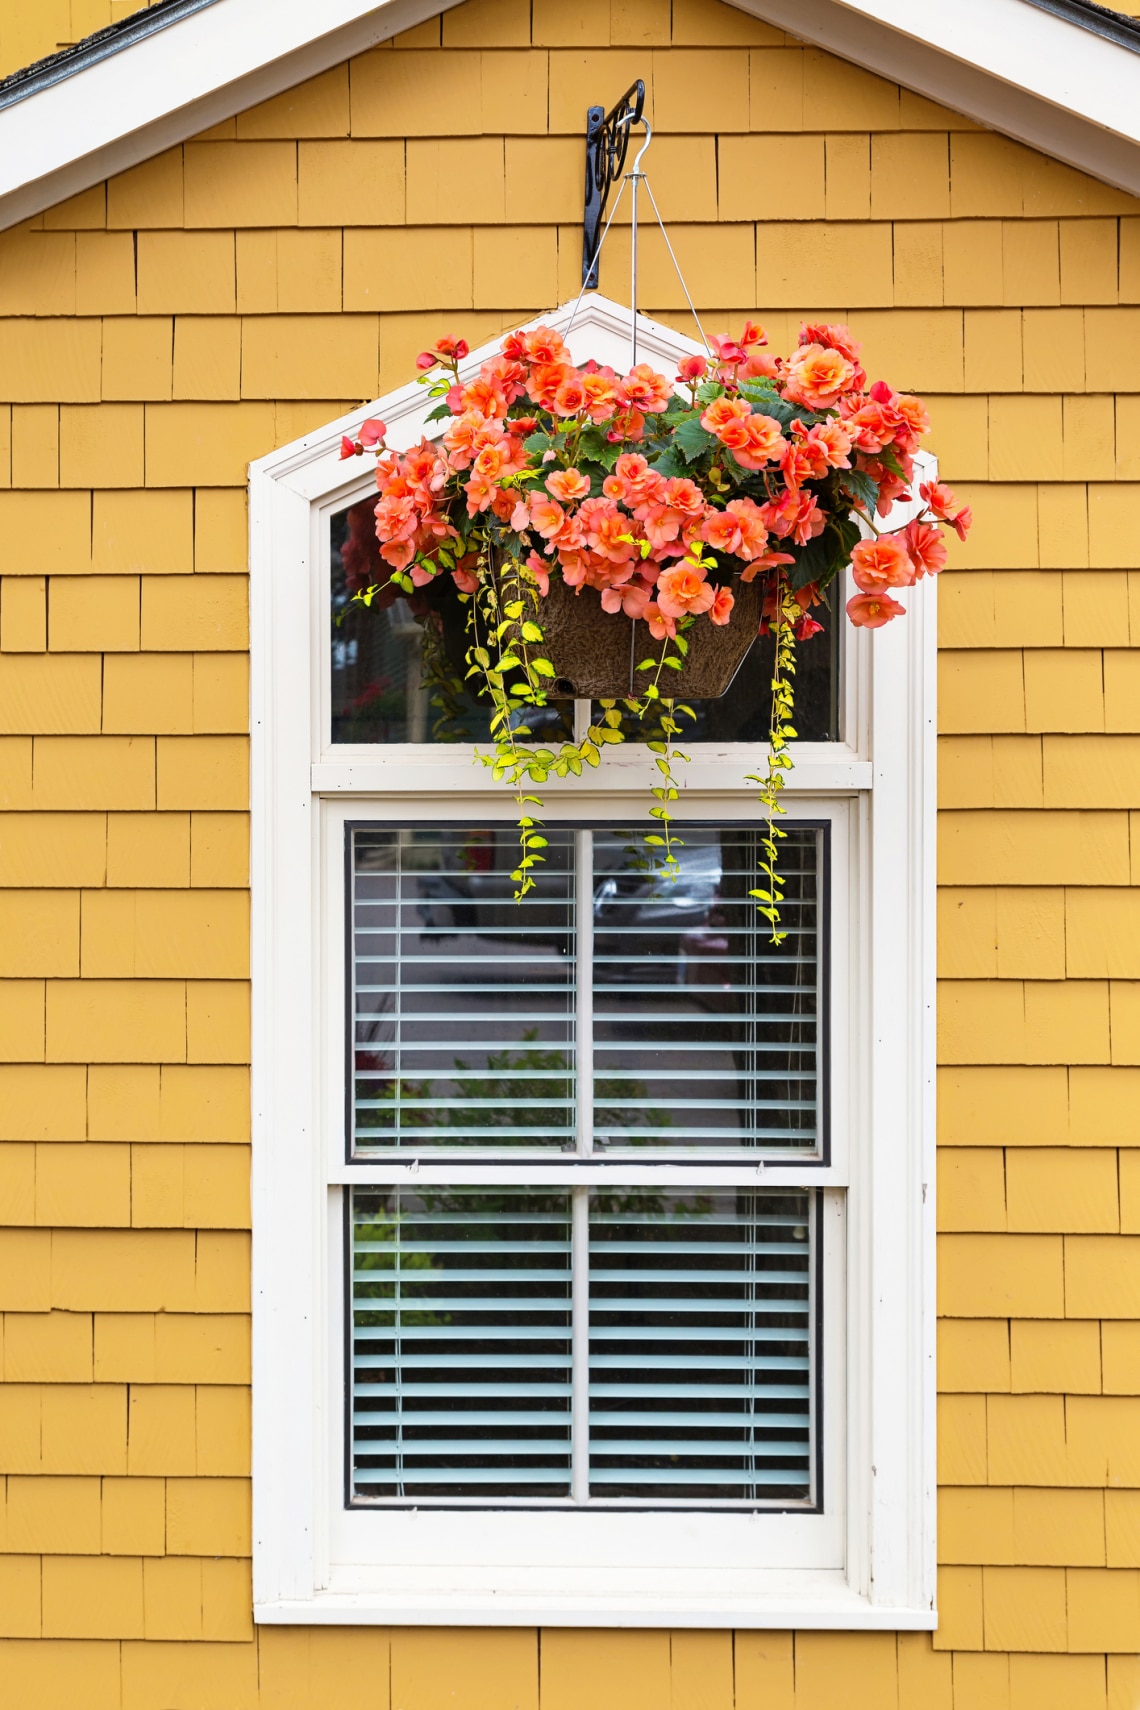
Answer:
top-left (311, 489), bottom-right (875, 794)
top-left (321, 798), bottom-right (854, 1191)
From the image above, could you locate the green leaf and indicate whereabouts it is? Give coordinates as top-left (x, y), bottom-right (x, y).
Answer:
top-left (842, 468), bottom-right (880, 514)
top-left (520, 621), bottom-right (543, 642)
top-left (425, 402), bottom-right (452, 423)
top-left (575, 426), bottom-right (623, 471)
top-left (647, 447), bottom-right (686, 481)
top-left (531, 658), bottom-right (556, 678)
top-left (672, 417), bottom-right (718, 463)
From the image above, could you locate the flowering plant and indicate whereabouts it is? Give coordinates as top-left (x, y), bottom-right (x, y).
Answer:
top-left (340, 320), bottom-right (970, 936)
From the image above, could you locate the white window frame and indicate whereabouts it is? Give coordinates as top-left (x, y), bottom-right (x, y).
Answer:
top-left (249, 295), bottom-right (938, 1629)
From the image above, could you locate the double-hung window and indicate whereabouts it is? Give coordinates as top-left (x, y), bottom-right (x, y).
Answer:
top-left (250, 297), bottom-right (937, 1628)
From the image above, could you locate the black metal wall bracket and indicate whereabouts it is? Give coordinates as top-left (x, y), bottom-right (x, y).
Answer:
top-left (582, 79), bottom-right (645, 288)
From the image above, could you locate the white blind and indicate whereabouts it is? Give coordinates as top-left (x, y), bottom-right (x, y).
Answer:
top-left (351, 1188), bottom-right (813, 1506)
top-left (350, 826), bottom-right (821, 1158)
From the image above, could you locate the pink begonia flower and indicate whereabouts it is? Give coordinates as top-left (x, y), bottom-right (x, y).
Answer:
top-left (709, 585), bottom-right (735, 626)
top-left (783, 343), bottom-right (859, 410)
top-left (903, 519), bottom-right (948, 578)
top-left (510, 498), bottom-right (531, 533)
top-left (700, 395), bottom-right (750, 434)
top-left (919, 480), bottom-right (973, 540)
top-left (847, 591), bottom-right (905, 628)
top-left (581, 372), bottom-right (620, 422)
top-left (795, 614), bottom-right (825, 640)
top-left (451, 566), bottom-right (479, 593)
top-left (761, 490), bottom-right (826, 547)
top-left (737, 547), bottom-right (795, 584)
top-left (580, 498), bottom-right (638, 563)
top-left (523, 550), bottom-right (550, 596)
top-left (618, 364), bottom-right (672, 414)
top-left (676, 355), bottom-right (708, 384)
top-left (661, 476), bottom-right (705, 516)
top-left (358, 419), bottom-right (386, 447)
top-left (721, 413), bottom-right (786, 472)
top-left (799, 322), bottom-right (866, 390)
top-left (339, 436), bottom-right (359, 460)
top-left (644, 601), bottom-right (676, 640)
top-left (850, 534), bottom-right (915, 592)
top-left (553, 375), bottom-right (589, 417)
top-left (702, 497), bottom-right (770, 561)
top-left (601, 582), bottom-right (652, 620)
top-left (546, 468), bottom-right (591, 502)
top-left (708, 333), bottom-right (747, 368)
top-left (656, 563), bottom-right (716, 620)
top-left (528, 493), bottom-right (567, 542)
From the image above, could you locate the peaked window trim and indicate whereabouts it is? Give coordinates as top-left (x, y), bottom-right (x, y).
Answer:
top-left (249, 296), bottom-right (938, 1628)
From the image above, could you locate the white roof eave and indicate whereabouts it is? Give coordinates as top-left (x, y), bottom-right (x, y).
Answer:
top-left (0, 0), bottom-right (1138, 231)
top-left (0, 0), bottom-right (466, 231)
top-left (732, 0), bottom-right (1140, 197)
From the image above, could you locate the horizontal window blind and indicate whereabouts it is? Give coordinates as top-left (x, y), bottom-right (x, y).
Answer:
top-left (352, 1190), bottom-right (573, 1499)
top-left (350, 1188), bottom-right (813, 1507)
top-left (592, 827), bottom-right (819, 1153)
top-left (350, 826), bottom-right (820, 1158)
top-left (588, 1190), bottom-right (812, 1501)
top-left (352, 829), bottom-right (576, 1152)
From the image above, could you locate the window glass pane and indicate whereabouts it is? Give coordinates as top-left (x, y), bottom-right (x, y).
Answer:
top-left (350, 825), bottom-right (822, 1157)
top-left (351, 827), bottom-right (576, 1153)
top-left (593, 825), bottom-right (820, 1154)
top-left (331, 502), bottom-right (838, 744)
top-left (589, 1189), bottom-right (812, 1503)
top-left (349, 1187), bottom-right (814, 1507)
top-left (351, 1188), bottom-right (573, 1501)
top-left (330, 502), bottom-right (574, 746)
top-left (642, 618), bottom-right (839, 744)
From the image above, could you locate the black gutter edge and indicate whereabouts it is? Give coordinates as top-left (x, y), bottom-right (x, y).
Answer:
top-left (1020, 0), bottom-right (1140, 52)
top-left (0, 0), bottom-right (222, 112)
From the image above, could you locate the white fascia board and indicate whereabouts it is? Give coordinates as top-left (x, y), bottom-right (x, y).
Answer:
top-left (0, 0), bottom-right (465, 232)
top-left (731, 0), bottom-right (1140, 198)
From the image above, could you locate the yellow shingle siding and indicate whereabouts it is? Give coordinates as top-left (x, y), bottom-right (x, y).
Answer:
top-left (1, 0), bottom-right (1139, 1698)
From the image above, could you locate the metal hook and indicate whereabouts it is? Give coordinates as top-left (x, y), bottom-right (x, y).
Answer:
top-left (628, 115), bottom-right (652, 178)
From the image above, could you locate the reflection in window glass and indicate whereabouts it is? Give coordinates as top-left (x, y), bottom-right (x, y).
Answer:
top-left (331, 502), bottom-right (840, 745)
top-left (351, 828), bottom-right (577, 1152)
top-left (591, 827), bottom-right (820, 1154)
top-left (330, 501), bottom-right (573, 747)
top-left (349, 824), bottom-right (821, 1157)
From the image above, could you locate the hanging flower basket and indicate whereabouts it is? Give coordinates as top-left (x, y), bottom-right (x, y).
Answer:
top-left (433, 565), bottom-right (763, 700)
top-left (340, 320), bottom-right (971, 936)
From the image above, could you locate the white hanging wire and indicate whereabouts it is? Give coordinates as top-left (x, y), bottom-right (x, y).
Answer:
top-left (565, 111), bottom-right (712, 367)
top-left (642, 174), bottom-right (712, 357)
top-left (563, 169), bottom-right (630, 341)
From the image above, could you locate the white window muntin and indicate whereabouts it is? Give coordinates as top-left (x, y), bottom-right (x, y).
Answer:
top-left (250, 295), bottom-right (937, 1628)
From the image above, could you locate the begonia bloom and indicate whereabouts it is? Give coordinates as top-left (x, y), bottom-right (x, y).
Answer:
top-left (903, 520), bottom-right (948, 579)
top-left (850, 534), bottom-right (915, 592)
top-left (657, 563), bottom-right (715, 620)
top-left (709, 585), bottom-right (735, 625)
top-left (846, 590), bottom-right (905, 627)
top-left (546, 468), bottom-right (591, 503)
top-left (783, 343), bottom-right (858, 410)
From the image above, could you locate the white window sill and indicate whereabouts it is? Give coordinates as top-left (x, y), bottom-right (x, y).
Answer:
top-left (255, 1572), bottom-right (937, 1629)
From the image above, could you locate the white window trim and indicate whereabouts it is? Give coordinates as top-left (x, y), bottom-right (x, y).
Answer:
top-left (249, 295), bottom-right (938, 1629)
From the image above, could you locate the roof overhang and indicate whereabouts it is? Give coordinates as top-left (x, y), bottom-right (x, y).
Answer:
top-left (731, 0), bottom-right (1140, 197)
top-left (0, 0), bottom-right (1137, 233)
top-left (0, 0), bottom-right (465, 232)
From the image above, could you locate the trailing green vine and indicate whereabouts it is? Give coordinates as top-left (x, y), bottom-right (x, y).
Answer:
top-left (747, 579), bottom-right (801, 946)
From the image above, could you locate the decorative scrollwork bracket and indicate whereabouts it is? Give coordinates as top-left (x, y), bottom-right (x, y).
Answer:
top-left (582, 79), bottom-right (645, 288)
